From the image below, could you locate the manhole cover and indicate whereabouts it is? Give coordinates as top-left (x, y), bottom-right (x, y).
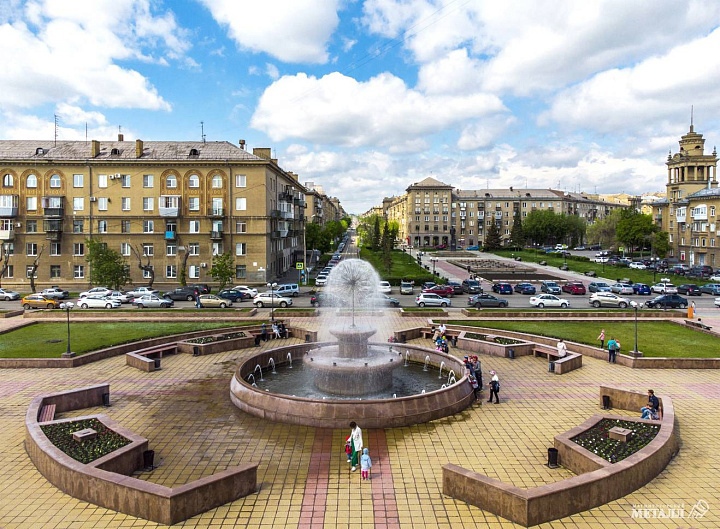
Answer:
top-left (46, 339), bottom-right (62, 343)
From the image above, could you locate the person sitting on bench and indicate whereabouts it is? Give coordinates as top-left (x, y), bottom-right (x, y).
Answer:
top-left (641, 389), bottom-right (660, 420)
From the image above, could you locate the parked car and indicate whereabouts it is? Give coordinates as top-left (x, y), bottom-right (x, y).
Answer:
top-left (218, 289), bottom-right (248, 302)
top-left (540, 281), bottom-right (561, 294)
top-left (629, 261), bottom-right (647, 269)
top-left (677, 284), bottom-right (701, 296)
top-left (651, 282), bottom-right (677, 294)
top-left (253, 292), bottom-right (292, 308)
top-left (79, 286), bottom-right (112, 298)
top-left (562, 282), bottom-right (586, 295)
top-left (189, 283), bottom-right (211, 294)
top-left (0, 288), bottom-right (21, 301)
top-left (107, 290), bottom-right (133, 303)
top-left (632, 283), bottom-right (652, 295)
top-left (163, 287), bottom-right (199, 301)
top-left (700, 283), bottom-right (720, 295)
top-left (645, 294), bottom-right (688, 309)
top-left (529, 294), bottom-right (569, 308)
top-left (415, 293), bottom-right (451, 307)
top-left (593, 256), bottom-right (609, 263)
top-left (588, 292), bottom-right (630, 308)
top-left (21, 294), bottom-right (60, 309)
top-left (588, 282), bottom-right (612, 293)
top-left (126, 286), bottom-right (159, 297)
top-left (461, 279), bottom-right (482, 293)
top-left (670, 264), bottom-right (689, 275)
top-left (610, 283), bottom-right (634, 295)
top-left (514, 282), bottom-right (537, 295)
top-left (447, 281), bottom-right (464, 295)
top-left (376, 294), bottom-right (400, 307)
top-left (273, 284), bottom-right (300, 297)
top-left (399, 281), bottom-right (414, 295)
top-left (422, 284), bottom-right (454, 297)
top-left (315, 274), bottom-right (328, 286)
top-left (465, 245), bottom-right (480, 251)
top-left (421, 281), bottom-right (436, 290)
top-left (492, 282), bottom-right (513, 295)
top-left (40, 287), bottom-right (69, 299)
top-left (467, 293), bottom-right (508, 308)
top-left (378, 281), bottom-right (392, 294)
top-left (709, 274), bottom-right (720, 281)
top-left (78, 294), bottom-right (121, 309)
top-left (132, 294), bottom-right (174, 309)
top-left (197, 294), bottom-right (232, 308)
top-left (715, 297), bottom-right (720, 308)
top-left (232, 285), bottom-right (258, 298)
top-left (310, 291), bottom-right (346, 307)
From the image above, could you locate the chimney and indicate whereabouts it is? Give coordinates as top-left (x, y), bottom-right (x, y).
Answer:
top-left (118, 133), bottom-right (124, 141)
top-left (91, 140), bottom-right (100, 158)
top-left (239, 139), bottom-right (246, 150)
top-left (135, 139), bottom-right (144, 158)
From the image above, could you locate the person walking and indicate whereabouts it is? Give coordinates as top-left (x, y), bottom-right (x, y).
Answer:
top-left (487, 370), bottom-right (500, 403)
top-left (597, 329), bottom-right (605, 349)
top-left (360, 448), bottom-right (372, 480)
top-left (348, 421), bottom-right (363, 472)
top-left (607, 337), bottom-right (618, 363)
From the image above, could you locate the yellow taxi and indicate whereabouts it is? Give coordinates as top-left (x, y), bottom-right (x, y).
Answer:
top-left (21, 294), bottom-right (61, 309)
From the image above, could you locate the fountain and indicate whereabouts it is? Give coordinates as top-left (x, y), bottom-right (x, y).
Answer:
top-left (230, 259), bottom-right (473, 428)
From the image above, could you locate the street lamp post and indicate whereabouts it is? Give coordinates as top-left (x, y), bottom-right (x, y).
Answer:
top-left (630, 301), bottom-right (639, 356)
top-left (267, 282), bottom-right (278, 322)
top-left (59, 302), bottom-right (75, 358)
top-left (430, 257), bottom-right (438, 276)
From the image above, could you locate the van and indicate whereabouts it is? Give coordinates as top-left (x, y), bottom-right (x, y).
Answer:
top-left (274, 284), bottom-right (300, 297)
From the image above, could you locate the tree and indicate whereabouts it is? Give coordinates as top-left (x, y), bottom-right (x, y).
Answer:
top-left (586, 209), bottom-right (622, 249)
top-left (651, 231), bottom-right (670, 258)
top-left (209, 252), bottom-right (234, 289)
top-left (372, 216), bottom-right (381, 251)
top-left (380, 223), bottom-right (392, 273)
top-left (563, 214), bottom-right (587, 248)
top-left (485, 220), bottom-right (502, 250)
top-left (28, 244), bottom-right (46, 292)
top-left (616, 211), bottom-right (657, 253)
top-left (0, 243), bottom-right (10, 288)
top-left (131, 244), bottom-right (155, 286)
top-left (509, 210), bottom-right (525, 248)
top-left (86, 239), bottom-right (130, 289)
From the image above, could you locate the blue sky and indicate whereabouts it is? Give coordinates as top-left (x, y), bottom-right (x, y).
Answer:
top-left (2, 0), bottom-right (720, 214)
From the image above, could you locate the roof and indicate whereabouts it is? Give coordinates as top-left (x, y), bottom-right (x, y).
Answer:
top-left (687, 186), bottom-right (720, 199)
top-left (406, 177), bottom-right (453, 190)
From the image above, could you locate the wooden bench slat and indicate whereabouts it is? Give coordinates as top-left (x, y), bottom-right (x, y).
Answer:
top-left (39, 404), bottom-right (56, 422)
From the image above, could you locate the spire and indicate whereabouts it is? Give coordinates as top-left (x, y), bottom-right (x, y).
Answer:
top-left (690, 105), bottom-right (694, 132)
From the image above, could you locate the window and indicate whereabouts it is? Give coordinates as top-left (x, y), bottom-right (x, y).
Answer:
top-left (143, 266), bottom-right (153, 279)
top-left (74, 265), bottom-right (84, 279)
top-left (142, 197), bottom-right (153, 211)
top-left (142, 243), bottom-right (154, 257)
top-left (188, 174), bottom-right (199, 188)
top-left (212, 242), bottom-right (223, 255)
top-left (50, 265), bottom-right (61, 278)
top-left (120, 243), bottom-right (131, 256)
top-left (235, 242), bottom-right (246, 256)
top-left (3, 173), bottom-right (14, 187)
top-left (188, 197), bottom-right (200, 211)
top-left (143, 220), bottom-right (154, 233)
top-left (189, 265), bottom-right (200, 279)
top-left (26, 220), bottom-right (37, 233)
top-left (26, 243), bottom-right (38, 256)
top-left (122, 197), bottom-right (131, 211)
top-left (166, 243), bottom-right (177, 256)
top-left (73, 220), bottom-right (84, 233)
top-left (73, 174), bottom-right (83, 187)
top-left (166, 265), bottom-right (177, 278)
top-left (4, 265), bottom-right (12, 278)
top-left (98, 220), bottom-right (107, 233)
top-left (50, 174), bottom-right (61, 188)
top-left (26, 174), bottom-right (37, 188)
top-left (235, 197), bottom-right (247, 211)
top-left (73, 197), bottom-right (84, 211)
top-left (121, 174), bottom-right (131, 187)
top-left (235, 265), bottom-right (247, 279)
top-left (211, 175), bottom-right (223, 188)
top-left (98, 197), bottom-right (108, 211)
top-left (189, 220), bottom-right (200, 233)
top-left (711, 206), bottom-right (716, 217)
top-left (121, 220), bottom-right (131, 233)
top-left (50, 242), bottom-right (61, 256)
top-left (189, 243), bottom-right (200, 256)
top-left (26, 196), bottom-right (37, 211)
top-left (144, 174), bottom-right (154, 188)
top-left (98, 174), bottom-right (108, 188)
top-left (236, 221), bottom-right (247, 233)
top-left (235, 174), bottom-right (247, 187)
top-left (165, 174), bottom-right (176, 188)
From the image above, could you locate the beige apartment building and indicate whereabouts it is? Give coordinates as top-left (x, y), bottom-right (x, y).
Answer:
top-left (383, 177), bottom-right (621, 248)
top-left (0, 137), bottom-right (314, 291)
top-left (651, 125), bottom-right (720, 267)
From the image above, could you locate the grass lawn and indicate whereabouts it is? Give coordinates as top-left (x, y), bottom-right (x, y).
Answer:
top-left (0, 321), bottom-right (247, 358)
top-left (359, 249), bottom-right (437, 284)
top-left (448, 320), bottom-right (719, 358)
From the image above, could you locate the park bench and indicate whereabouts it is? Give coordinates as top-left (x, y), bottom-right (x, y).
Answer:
top-left (533, 345), bottom-right (582, 374)
top-left (421, 327), bottom-right (459, 341)
top-left (126, 343), bottom-right (178, 372)
top-left (685, 319), bottom-right (712, 331)
top-left (38, 403), bottom-right (56, 422)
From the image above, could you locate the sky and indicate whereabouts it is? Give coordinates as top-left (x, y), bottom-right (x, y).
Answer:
top-left (2, 0), bottom-right (720, 214)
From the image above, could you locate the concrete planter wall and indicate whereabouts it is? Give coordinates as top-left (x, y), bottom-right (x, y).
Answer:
top-left (457, 332), bottom-right (534, 358)
top-left (178, 334), bottom-right (255, 355)
top-left (22, 308), bottom-right (257, 319)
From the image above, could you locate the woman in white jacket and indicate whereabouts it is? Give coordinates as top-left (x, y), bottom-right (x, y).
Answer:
top-left (348, 421), bottom-right (363, 472)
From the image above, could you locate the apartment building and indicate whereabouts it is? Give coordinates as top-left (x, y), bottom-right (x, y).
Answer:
top-left (0, 137), bottom-right (310, 290)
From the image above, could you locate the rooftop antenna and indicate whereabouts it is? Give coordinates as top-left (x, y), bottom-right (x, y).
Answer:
top-left (201, 121), bottom-right (206, 143)
top-left (54, 114), bottom-right (59, 145)
top-left (85, 122), bottom-right (88, 142)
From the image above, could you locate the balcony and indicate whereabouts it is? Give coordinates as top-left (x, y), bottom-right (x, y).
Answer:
top-left (0, 228), bottom-right (14, 241)
top-left (279, 229), bottom-right (289, 238)
top-left (494, 212), bottom-right (502, 219)
top-left (0, 195), bottom-right (19, 217)
top-left (294, 198), bottom-right (307, 208)
top-left (43, 206), bottom-right (64, 217)
top-left (45, 231), bottom-right (62, 241)
top-left (278, 191), bottom-right (293, 202)
top-left (208, 207), bottom-right (225, 217)
top-left (271, 230), bottom-right (281, 239)
top-left (270, 210), bottom-right (281, 219)
top-left (165, 231), bottom-right (177, 241)
top-left (210, 230), bottom-right (223, 240)
top-left (159, 196), bottom-right (180, 217)
top-left (281, 209), bottom-right (294, 220)
top-left (43, 220), bottom-right (63, 233)
top-left (477, 212), bottom-right (485, 219)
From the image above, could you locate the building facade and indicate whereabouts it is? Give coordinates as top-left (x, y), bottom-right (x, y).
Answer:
top-left (0, 137), bottom-right (313, 291)
top-left (652, 125), bottom-right (719, 267)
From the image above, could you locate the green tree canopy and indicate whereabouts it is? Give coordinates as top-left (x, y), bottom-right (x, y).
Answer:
top-left (586, 209), bottom-right (622, 250)
top-left (616, 210), bottom-right (658, 252)
top-left (209, 252), bottom-right (235, 289)
top-left (485, 220), bottom-right (502, 250)
top-left (85, 238), bottom-right (130, 289)
top-left (509, 209), bottom-right (525, 248)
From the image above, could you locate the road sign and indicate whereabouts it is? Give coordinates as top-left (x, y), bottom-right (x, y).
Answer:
top-left (295, 262), bottom-right (304, 270)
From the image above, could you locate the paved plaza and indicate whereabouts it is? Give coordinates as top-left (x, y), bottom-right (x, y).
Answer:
top-left (1, 312), bottom-right (719, 528)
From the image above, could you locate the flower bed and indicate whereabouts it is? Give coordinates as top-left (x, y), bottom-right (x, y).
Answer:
top-left (185, 331), bottom-right (246, 344)
top-left (178, 331), bottom-right (255, 355)
top-left (40, 418), bottom-right (131, 464)
top-left (571, 418), bottom-right (659, 463)
top-left (464, 332), bottom-right (523, 345)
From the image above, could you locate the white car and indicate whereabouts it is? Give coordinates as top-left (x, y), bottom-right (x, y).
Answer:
top-left (415, 293), bottom-right (451, 307)
top-left (588, 292), bottom-right (630, 308)
top-left (529, 294), bottom-right (570, 308)
top-left (233, 285), bottom-right (258, 297)
top-left (126, 286), bottom-right (159, 297)
top-left (610, 283), bottom-right (634, 295)
top-left (107, 290), bottom-right (133, 303)
top-left (79, 287), bottom-right (113, 298)
top-left (0, 288), bottom-right (21, 301)
top-left (629, 262), bottom-right (647, 269)
top-left (253, 292), bottom-right (293, 308)
top-left (715, 297), bottom-right (720, 308)
top-left (709, 274), bottom-right (720, 282)
top-left (315, 275), bottom-right (328, 286)
top-left (78, 294), bottom-right (121, 309)
top-left (651, 282), bottom-right (677, 294)
top-left (378, 281), bottom-right (392, 294)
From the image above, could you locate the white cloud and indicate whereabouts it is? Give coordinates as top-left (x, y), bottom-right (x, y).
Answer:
top-left (199, 0), bottom-right (340, 63)
top-left (55, 103), bottom-right (107, 126)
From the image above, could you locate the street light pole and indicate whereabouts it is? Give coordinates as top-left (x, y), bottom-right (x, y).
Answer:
top-left (59, 302), bottom-right (75, 358)
top-left (630, 301), bottom-right (639, 355)
top-left (430, 257), bottom-right (437, 276)
top-left (267, 282), bottom-right (278, 322)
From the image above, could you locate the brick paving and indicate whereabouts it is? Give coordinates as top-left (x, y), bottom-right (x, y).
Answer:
top-left (1, 311), bottom-right (719, 528)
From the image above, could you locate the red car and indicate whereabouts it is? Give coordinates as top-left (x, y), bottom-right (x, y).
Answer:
top-left (422, 284), bottom-right (454, 297)
top-left (561, 282), bottom-right (586, 295)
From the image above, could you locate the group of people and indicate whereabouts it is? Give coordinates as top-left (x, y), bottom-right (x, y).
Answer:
top-left (345, 422), bottom-right (372, 479)
top-left (597, 329), bottom-right (620, 363)
top-left (431, 324), bottom-right (451, 353)
top-left (260, 322), bottom-right (288, 340)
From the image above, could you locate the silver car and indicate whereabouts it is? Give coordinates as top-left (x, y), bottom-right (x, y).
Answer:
top-left (588, 292), bottom-right (630, 308)
top-left (415, 293), bottom-right (451, 307)
top-left (0, 288), bottom-right (21, 301)
top-left (132, 294), bottom-right (174, 309)
top-left (253, 292), bottom-right (293, 308)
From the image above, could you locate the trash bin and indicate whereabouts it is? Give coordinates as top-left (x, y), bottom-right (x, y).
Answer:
top-left (143, 450), bottom-right (155, 470)
top-left (548, 361), bottom-right (555, 372)
top-left (193, 345), bottom-right (200, 356)
top-left (602, 395), bottom-right (611, 410)
top-left (451, 336), bottom-right (458, 347)
top-left (547, 448), bottom-right (559, 468)
top-left (305, 334), bottom-right (312, 343)
top-left (400, 334), bottom-right (406, 344)
top-left (508, 348), bottom-right (515, 359)
top-left (153, 358), bottom-right (161, 370)
top-left (102, 392), bottom-right (111, 407)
